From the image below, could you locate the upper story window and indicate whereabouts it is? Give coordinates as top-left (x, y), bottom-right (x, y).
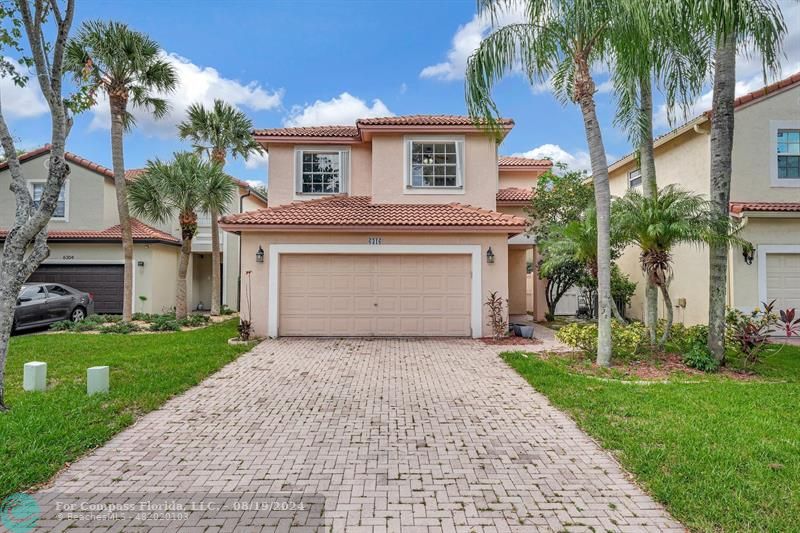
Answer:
top-left (405, 138), bottom-right (464, 192)
top-left (294, 148), bottom-right (349, 196)
top-left (628, 168), bottom-right (642, 189)
top-left (777, 129), bottom-right (800, 179)
top-left (29, 180), bottom-right (68, 220)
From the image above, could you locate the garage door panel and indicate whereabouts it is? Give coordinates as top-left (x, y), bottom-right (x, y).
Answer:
top-left (28, 264), bottom-right (123, 314)
top-left (279, 254), bottom-right (471, 336)
top-left (766, 253), bottom-right (800, 314)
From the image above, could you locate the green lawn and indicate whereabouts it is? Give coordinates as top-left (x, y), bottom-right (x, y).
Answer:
top-left (502, 344), bottom-right (800, 532)
top-left (0, 320), bottom-right (251, 499)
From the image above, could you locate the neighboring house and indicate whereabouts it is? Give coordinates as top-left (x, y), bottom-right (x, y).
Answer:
top-left (608, 72), bottom-right (800, 325)
top-left (0, 145), bottom-right (267, 315)
top-left (220, 115), bottom-right (551, 338)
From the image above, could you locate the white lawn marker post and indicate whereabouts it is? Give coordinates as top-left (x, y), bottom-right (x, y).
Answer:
top-left (87, 366), bottom-right (110, 396)
top-left (23, 362), bottom-right (47, 392)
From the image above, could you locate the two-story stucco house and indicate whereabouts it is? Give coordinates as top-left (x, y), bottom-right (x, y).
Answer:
top-left (220, 115), bottom-right (552, 338)
top-left (0, 145), bottom-right (267, 315)
top-left (609, 72), bottom-right (800, 325)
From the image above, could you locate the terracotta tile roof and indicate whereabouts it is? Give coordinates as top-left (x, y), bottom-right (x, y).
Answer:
top-left (253, 115), bottom-right (515, 140)
top-left (0, 144), bottom-right (115, 179)
top-left (498, 156), bottom-right (552, 168)
top-left (220, 196), bottom-right (526, 231)
top-left (0, 218), bottom-right (180, 245)
top-left (356, 115), bottom-right (514, 127)
top-left (496, 187), bottom-right (534, 204)
top-left (731, 71), bottom-right (800, 108)
top-left (730, 202), bottom-right (800, 215)
top-left (252, 125), bottom-right (360, 138)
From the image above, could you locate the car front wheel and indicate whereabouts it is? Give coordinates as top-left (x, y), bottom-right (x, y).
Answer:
top-left (71, 307), bottom-right (86, 322)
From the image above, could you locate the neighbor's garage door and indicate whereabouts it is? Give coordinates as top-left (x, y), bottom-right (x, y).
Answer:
top-left (279, 254), bottom-right (471, 336)
top-left (28, 264), bottom-right (124, 314)
top-left (766, 254), bottom-right (800, 311)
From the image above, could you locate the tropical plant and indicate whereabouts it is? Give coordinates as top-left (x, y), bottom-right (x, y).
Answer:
top-left (178, 99), bottom-right (264, 316)
top-left (128, 152), bottom-right (235, 319)
top-left (726, 300), bottom-right (778, 367)
top-left (615, 185), bottom-right (745, 345)
top-left (485, 291), bottom-right (509, 340)
top-left (778, 308), bottom-right (800, 338)
top-left (0, 0), bottom-right (78, 412)
top-left (466, 0), bottom-right (636, 365)
top-left (65, 20), bottom-right (177, 321)
top-left (556, 320), bottom-right (646, 360)
top-left (693, 0), bottom-right (787, 362)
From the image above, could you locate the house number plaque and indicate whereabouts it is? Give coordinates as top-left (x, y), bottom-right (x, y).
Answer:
top-left (368, 237), bottom-right (382, 245)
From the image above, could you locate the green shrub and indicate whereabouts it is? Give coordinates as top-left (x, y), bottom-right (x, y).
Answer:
top-left (98, 322), bottom-right (139, 334)
top-left (220, 305), bottom-right (235, 316)
top-left (73, 321), bottom-right (99, 332)
top-left (149, 315), bottom-right (181, 332)
top-left (132, 312), bottom-right (157, 322)
top-left (49, 320), bottom-right (75, 332)
top-left (556, 320), bottom-right (646, 360)
top-left (180, 314), bottom-right (209, 328)
top-left (85, 314), bottom-right (120, 325)
top-left (683, 343), bottom-right (719, 372)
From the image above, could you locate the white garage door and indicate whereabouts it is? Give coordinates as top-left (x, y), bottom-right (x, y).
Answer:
top-left (279, 254), bottom-right (471, 336)
top-left (766, 253), bottom-right (800, 311)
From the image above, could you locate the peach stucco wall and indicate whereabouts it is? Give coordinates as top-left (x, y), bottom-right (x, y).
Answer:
top-left (498, 168), bottom-right (546, 190)
top-left (508, 248), bottom-right (528, 315)
top-left (238, 231), bottom-right (510, 338)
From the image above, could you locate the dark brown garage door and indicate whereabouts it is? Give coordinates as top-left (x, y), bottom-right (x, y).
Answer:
top-left (28, 264), bottom-right (124, 314)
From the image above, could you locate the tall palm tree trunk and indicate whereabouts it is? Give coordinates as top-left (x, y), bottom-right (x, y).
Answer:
top-left (176, 236), bottom-right (192, 319)
top-left (639, 74), bottom-right (659, 345)
top-left (210, 149), bottom-right (226, 317)
top-left (575, 59), bottom-right (613, 366)
top-left (110, 95), bottom-right (134, 322)
top-left (707, 37), bottom-right (737, 363)
top-left (658, 282), bottom-right (674, 346)
top-left (210, 210), bottom-right (221, 315)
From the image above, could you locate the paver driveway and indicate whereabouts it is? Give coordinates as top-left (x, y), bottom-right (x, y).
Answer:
top-left (33, 338), bottom-right (682, 532)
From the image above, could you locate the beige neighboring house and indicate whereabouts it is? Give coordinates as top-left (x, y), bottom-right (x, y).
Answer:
top-left (220, 115), bottom-right (552, 338)
top-left (0, 145), bottom-right (267, 315)
top-left (609, 72), bottom-right (800, 325)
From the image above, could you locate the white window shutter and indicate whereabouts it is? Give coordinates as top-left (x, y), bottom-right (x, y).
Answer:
top-left (339, 150), bottom-right (349, 193)
top-left (456, 140), bottom-right (465, 187)
top-left (295, 150), bottom-right (303, 193)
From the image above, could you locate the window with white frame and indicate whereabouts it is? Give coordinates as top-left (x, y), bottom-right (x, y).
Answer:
top-left (628, 168), bottom-right (642, 189)
top-left (295, 149), bottom-right (349, 195)
top-left (30, 181), bottom-right (67, 219)
top-left (777, 129), bottom-right (800, 180)
top-left (407, 140), bottom-right (463, 189)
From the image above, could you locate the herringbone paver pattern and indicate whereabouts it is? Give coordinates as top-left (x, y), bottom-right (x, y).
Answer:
top-left (33, 338), bottom-right (682, 532)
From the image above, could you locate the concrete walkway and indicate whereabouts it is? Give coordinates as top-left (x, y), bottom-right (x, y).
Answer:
top-left (33, 338), bottom-right (681, 532)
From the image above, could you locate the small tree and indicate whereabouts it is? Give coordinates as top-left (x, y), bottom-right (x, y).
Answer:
top-left (128, 153), bottom-right (235, 319)
top-left (0, 0), bottom-right (78, 411)
top-left (527, 166), bottom-right (594, 319)
top-left (178, 99), bottom-right (264, 316)
top-left (65, 20), bottom-right (177, 321)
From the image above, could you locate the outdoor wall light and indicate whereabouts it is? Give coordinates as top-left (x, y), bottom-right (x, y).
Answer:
top-left (742, 244), bottom-right (755, 265)
top-left (486, 247), bottom-right (495, 264)
top-left (256, 246), bottom-right (265, 263)
top-left (137, 261), bottom-right (145, 267)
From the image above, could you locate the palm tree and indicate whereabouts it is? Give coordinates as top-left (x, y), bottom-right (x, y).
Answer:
top-left (614, 185), bottom-right (745, 346)
top-left (177, 99), bottom-right (264, 316)
top-left (466, 0), bottom-right (638, 365)
top-left (689, 0), bottom-right (786, 362)
top-left (128, 153), bottom-right (235, 319)
top-left (65, 21), bottom-right (177, 321)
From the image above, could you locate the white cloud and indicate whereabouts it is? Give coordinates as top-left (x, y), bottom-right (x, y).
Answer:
top-left (87, 52), bottom-right (283, 138)
top-left (244, 150), bottom-right (268, 170)
top-left (283, 92), bottom-right (392, 127)
top-left (0, 59), bottom-right (49, 119)
top-left (513, 144), bottom-right (615, 173)
top-left (420, 3), bottom-right (525, 81)
top-left (245, 179), bottom-right (265, 188)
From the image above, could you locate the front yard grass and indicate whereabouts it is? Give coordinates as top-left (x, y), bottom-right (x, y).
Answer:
top-left (0, 319), bottom-right (251, 499)
top-left (502, 344), bottom-right (800, 532)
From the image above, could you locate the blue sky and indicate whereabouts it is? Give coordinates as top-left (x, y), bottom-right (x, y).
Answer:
top-left (3, 0), bottom-right (798, 187)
